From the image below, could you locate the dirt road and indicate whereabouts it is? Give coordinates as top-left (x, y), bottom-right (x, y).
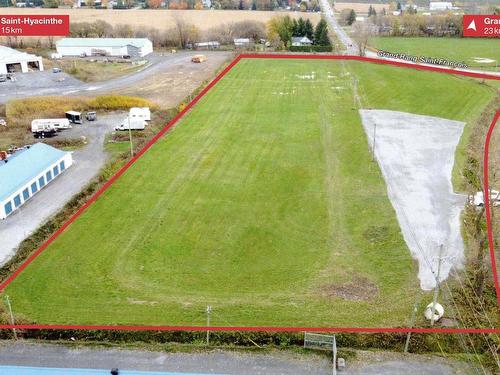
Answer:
top-left (0, 51), bottom-right (232, 107)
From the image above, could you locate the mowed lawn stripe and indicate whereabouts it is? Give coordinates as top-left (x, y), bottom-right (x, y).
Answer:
top-left (7, 59), bottom-right (494, 326)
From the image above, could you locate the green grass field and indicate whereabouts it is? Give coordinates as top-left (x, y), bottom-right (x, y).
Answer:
top-left (371, 37), bottom-right (500, 70)
top-left (2, 59), bottom-right (496, 327)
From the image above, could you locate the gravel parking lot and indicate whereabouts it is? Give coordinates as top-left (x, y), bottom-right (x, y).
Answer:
top-left (0, 113), bottom-right (123, 266)
top-left (0, 51), bottom-right (232, 106)
top-left (360, 110), bottom-right (466, 290)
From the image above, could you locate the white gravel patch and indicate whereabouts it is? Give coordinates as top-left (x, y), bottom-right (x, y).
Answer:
top-left (360, 110), bottom-right (466, 290)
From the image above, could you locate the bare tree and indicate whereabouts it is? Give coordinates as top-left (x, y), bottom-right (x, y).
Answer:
top-left (351, 21), bottom-right (377, 56)
top-left (174, 17), bottom-right (199, 48)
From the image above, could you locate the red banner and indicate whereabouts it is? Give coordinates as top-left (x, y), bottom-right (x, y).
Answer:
top-left (463, 14), bottom-right (500, 38)
top-left (0, 15), bottom-right (69, 36)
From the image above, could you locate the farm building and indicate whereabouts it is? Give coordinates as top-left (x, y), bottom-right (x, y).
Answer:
top-left (56, 38), bottom-right (153, 58)
top-left (291, 36), bottom-right (313, 46)
top-left (429, 1), bottom-right (453, 10)
top-left (0, 46), bottom-right (43, 75)
top-left (0, 143), bottom-right (73, 220)
top-left (234, 38), bottom-right (251, 48)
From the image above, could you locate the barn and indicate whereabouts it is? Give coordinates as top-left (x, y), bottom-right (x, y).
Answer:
top-left (0, 46), bottom-right (44, 75)
top-left (56, 38), bottom-right (153, 58)
top-left (0, 143), bottom-right (73, 220)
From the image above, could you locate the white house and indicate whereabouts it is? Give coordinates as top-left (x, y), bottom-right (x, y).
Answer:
top-left (0, 143), bottom-right (73, 220)
top-left (0, 46), bottom-right (43, 75)
top-left (56, 38), bottom-right (153, 58)
top-left (291, 36), bottom-right (313, 46)
top-left (429, 1), bottom-right (453, 11)
top-left (234, 38), bottom-right (251, 47)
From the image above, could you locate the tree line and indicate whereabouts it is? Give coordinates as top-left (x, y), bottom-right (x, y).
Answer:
top-left (341, 7), bottom-right (466, 37)
top-left (267, 16), bottom-right (330, 49)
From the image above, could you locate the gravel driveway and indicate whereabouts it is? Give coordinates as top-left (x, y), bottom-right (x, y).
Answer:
top-left (0, 113), bottom-right (123, 266)
top-left (359, 110), bottom-right (466, 290)
top-left (0, 51), bottom-right (231, 104)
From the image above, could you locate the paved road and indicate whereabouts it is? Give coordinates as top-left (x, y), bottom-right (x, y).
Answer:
top-left (0, 113), bottom-right (123, 266)
top-left (0, 342), bottom-right (473, 375)
top-left (0, 51), bottom-right (227, 104)
top-left (319, 0), bottom-right (358, 55)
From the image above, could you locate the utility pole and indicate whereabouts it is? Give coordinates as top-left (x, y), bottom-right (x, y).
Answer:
top-left (206, 305), bottom-right (212, 345)
top-left (404, 302), bottom-right (418, 353)
top-left (372, 122), bottom-right (377, 162)
top-left (5, 295), bottom-right (17, 340)
top-left (430, 244), bottom-right (444, 326)
top-left (128, 116), bottom-right (134, 158)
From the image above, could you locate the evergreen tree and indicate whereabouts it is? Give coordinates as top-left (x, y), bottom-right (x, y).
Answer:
top-left (238, 0), bottom-right (244, 9)
top-left (251, 0), bottom-right (256, 9)
top-left (304, 19), bottom-right (314, 40)
top-left (297, 17), bottom-right (306, 36)
top-left (292, 18), bottom-right (299, 36)
top-left (347, 9), bottom-right (356, 25)
top-left (396, 1), bottom-right (401, 10)
top-left (381, 7), bottom-right (386, 15)
top-left (313, 19), bottom-right (331, 46)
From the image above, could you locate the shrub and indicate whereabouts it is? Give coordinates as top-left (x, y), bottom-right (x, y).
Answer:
top-left (289, 45), bottom-right (333, 52)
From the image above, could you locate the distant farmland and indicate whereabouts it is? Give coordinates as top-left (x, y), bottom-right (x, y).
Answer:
top-left (0, 8), bottom-right (320, 31)
top-left (2, 58), bottom-right (495, 327)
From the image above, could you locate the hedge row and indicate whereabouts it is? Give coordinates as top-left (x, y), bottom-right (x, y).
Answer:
top-left (289, 45), bottom-right (333, 53)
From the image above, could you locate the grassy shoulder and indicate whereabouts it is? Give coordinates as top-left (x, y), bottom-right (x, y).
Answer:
top-left (370, 37), bottom-right (500, 71)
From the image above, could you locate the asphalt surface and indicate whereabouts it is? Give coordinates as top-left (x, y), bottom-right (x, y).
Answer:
top-left (0, 342), bottom-right (473, 375)
top-left (359, 110), bottom-right (466, 290)
top-left (0, 113), bottom-right (123, 266)
top-left (0, 51), bottom-right (228, 104)
top-left (319, 0), bottom-right (358, 55)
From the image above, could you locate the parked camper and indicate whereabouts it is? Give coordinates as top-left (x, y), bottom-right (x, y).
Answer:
top-left (31, 120), bottom-right (57, 138)
top-left (32, 119), bottom-right (71, 132)
top-left (65, 111), bottom-right (82, 124)
top-left (129, 107), bottom-right (151, 121)
top-left (50, 53), bottom-right (62, 59)
top-left (114, 117), bottom-right (146, 131)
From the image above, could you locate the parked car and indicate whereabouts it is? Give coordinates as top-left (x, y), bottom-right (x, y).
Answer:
top-left (0, 74), bottom-right (7, 82)
top-left (86, 112), bottom-right (97, 121)
top-left (0, 118), bottom-right (7, 126)
top-left (52, 67), bottom-right (61, 73)
top-left (192, 55), bottom-right (207, 63)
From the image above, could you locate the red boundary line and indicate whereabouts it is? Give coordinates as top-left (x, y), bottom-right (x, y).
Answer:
top-left (0, 53), bottom-right (499, 334)
top-left (484, 110), bottom-right (500, 309)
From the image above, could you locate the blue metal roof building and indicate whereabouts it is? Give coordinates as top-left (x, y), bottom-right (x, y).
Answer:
top-left (0, 143), bottom-right (73, 219)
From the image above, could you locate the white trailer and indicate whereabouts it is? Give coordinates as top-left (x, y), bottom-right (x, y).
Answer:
top-left (31, 120), bottom-right (57, 138)
top-left (32, 118), bottom-right (71, 131)
top-left (114, 117), bottom-right (146, 131)
top-left (129, 107), bottom-right (151, 121)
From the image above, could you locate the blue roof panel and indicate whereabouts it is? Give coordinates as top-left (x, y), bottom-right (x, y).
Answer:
top-left (0, 143), bottom-right (69, 202)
